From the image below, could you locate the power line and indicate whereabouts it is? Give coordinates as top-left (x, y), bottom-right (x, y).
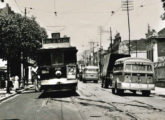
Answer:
top-left (14, 0), bottom-right (24, 13)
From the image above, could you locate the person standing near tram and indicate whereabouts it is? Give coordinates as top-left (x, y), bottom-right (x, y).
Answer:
top-left (31, 63), bottom-right (38, 84)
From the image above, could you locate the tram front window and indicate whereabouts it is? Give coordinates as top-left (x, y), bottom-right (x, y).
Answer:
top-left (51, 52), bottom-right (64, 65)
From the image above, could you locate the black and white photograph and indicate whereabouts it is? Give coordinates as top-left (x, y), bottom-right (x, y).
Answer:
top-left (0, 0), bottom-right (165, 120)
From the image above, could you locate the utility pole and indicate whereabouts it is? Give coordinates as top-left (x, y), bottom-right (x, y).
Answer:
top-left (122, 0), bottom-right (133, 55)
top-left (99, 26), bottom-right (102, 76)
top-left (25, 7), bottom-right (27, 17)
top-left (110, 27), bottom-right (113, 53)
top-left (89, 41), bottom-right (98, 65)
top-left (22, 7), bottom-right (32, 87)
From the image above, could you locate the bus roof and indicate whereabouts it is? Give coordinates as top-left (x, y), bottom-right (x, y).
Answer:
top-left (116, 57), bottom-right (153, 63)
top-left (85, 66), bottom-right (99, 69)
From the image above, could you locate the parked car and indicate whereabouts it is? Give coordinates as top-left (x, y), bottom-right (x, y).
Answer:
top-left (82, 66), bottom-right (99, 83)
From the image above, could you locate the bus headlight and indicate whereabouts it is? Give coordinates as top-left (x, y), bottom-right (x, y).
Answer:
top-left (67, 65), bottom-right (76, 80)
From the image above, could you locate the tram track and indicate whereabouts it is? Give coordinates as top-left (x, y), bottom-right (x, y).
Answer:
top-left (77, 87), bottom-right (139, 120)
top-left (44, 94), bottom-right (87, 120)
top-left (79, 83), bottom-right (165, 120)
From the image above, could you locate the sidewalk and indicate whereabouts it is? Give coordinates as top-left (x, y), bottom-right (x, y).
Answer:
top-left (152, 87), bottom-right (165, 97)
top-left (0, 84), bottom-right (34, 102)
top-left (0, 89), bottom-right (17, 102)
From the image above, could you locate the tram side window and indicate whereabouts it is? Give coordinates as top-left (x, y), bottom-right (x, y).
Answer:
top-left (114, 64), bottom-right (123, 71)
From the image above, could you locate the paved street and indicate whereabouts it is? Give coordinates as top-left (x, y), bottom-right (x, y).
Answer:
top-left (0, 81), bottom-right (165, 120)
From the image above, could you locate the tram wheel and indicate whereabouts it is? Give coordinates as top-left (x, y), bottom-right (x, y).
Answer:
top-left (142, 90), bottom-right (150, 96)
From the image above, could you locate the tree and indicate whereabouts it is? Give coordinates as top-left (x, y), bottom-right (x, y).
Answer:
top-left (0, 13), bottom-right (47, 92)
top-left (161, 0), bottom-right (165, 20)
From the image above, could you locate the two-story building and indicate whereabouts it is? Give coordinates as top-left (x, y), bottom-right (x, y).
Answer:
top-left (109, 32), bottom-right (147, 59)
top-left (146, 28), bottom-right (165, 87)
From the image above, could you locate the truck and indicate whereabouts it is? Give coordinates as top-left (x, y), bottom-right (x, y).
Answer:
top-left (101, 53), bottom-right (130, 88)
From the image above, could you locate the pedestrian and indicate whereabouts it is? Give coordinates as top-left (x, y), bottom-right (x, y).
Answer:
top-left (13, 75), bottom-right (19, 91)
top-left (31, 63), bottom-right (38, 84)
top-left (8, 77), bottom-right (14, 92)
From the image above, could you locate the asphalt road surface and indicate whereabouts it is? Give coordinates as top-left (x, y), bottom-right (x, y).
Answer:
top-left (0, 81), bottom-right (165, 120)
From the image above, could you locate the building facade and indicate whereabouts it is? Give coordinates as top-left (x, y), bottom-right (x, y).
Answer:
top-left (146, 28), bottom-right (165, 87)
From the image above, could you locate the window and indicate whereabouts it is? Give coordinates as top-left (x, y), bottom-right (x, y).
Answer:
top-left (51, 52), bottom-right (64, 65)
top-left (39, 52), bottom-right (51, 65)
top-left (114, 64), bottom-right (123, 71)
top-left (147, 65), bottom-right (152, 71)
top-left (85, 68), bottom-right (98, 73)
top-left (132, 64), bottom-right (145, 71)
top-left (125, 64), bottom-right (131, 71)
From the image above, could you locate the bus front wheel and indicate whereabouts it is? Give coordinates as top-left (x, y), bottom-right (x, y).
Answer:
top-left (112, 88), bottom-right (116, 94)
top-left (117, 89), bottom-right (124, 95)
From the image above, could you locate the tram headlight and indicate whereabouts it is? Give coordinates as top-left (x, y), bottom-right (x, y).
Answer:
top-left (41, 69), bottom-right (49, 74)
top-left (67, 65), bottom-right (76, 80)
top-left (55, 70), bottom-right (62, 78)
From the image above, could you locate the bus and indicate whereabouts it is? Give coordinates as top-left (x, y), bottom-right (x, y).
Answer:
top-left (82, 66), bottom-right (99, 83)
top-left (34, 33), bottom-right (78, 92)
top-left (112, 57), bottom-right (155, 96)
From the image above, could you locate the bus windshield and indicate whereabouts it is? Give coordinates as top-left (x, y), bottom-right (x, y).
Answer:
top-left (85, 69), bottom-right (98, 72)
top-left (125, 64), bottom-right (152, 72)
top-left (114, 64), bottom-right (124, 71)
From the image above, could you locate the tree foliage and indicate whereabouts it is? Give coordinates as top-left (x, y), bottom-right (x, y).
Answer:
top-left (0, 13), bottom-right (47, 60)
top-left (161, 0), bottom-right (165, 20)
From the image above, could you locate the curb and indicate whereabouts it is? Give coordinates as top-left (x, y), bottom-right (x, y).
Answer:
top-left (0, 88), bottom-right (26, 103)
top-left (0, 92), bottom-right (17, 103)
top-left (155, 93), bottom-right (165, 97)
top-left (151, 92), bottom-right (165, 97)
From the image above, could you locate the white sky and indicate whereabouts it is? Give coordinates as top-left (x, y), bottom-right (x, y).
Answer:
top-left (1, 0), bottom-right (165, 59)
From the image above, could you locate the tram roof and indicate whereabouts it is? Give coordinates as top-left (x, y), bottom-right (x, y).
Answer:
top-left (37, 46), bottom-right (78, 53)
top-left (116, 57), bottom-right (153, 63)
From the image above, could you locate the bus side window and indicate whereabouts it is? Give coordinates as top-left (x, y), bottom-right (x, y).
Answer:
top-left (147, 65), bottom-right (152, 71)
top-left (125, 64), bottom-right (131, 71)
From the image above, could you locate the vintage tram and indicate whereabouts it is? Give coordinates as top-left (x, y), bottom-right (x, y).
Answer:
top-left (34, 33), bottom-right (78, 92)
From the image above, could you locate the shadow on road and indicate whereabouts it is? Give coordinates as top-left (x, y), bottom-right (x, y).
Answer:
top-left (116, 92), bottom-right (152, 97)
top-left (3, 119), bottom-right (20, 120)
top-left (38, 91), bottom-right (79, 99)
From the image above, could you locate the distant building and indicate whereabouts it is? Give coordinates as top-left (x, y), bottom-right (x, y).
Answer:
top-left (146, 28), bottom-right (165, 87)
top-left (0, 3), bottom-right (14, 16)
top-left (119, 39), bottom-right (147, 59)
top-left (109, 32), bottom-right (147, 59)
